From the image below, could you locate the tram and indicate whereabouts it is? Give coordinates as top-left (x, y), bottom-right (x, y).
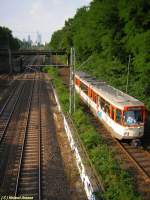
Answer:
top-left (74, 71), bottom-right (146, 141)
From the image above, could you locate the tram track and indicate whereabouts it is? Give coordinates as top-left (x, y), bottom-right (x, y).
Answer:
top-left (0, 83), bottom-right (24, 143)
top-left (116, 140), bottom-right (150, 182)
top-left (0, 60), bottom-right (39, 198)
top-left (0, 72), bottom-right (36, 194)
top-left (0, 72), bottom-right (34, 141)
top-left (0, 72), bottom-right (43, 198)
top-left (6, 71), bottom-right (71, 199)
top-left (0, 56), bottom-right (41, 196)
top-left (14, 72), bottom-right (41, 198)
top-left (86, 110), bottom-right (150, 199)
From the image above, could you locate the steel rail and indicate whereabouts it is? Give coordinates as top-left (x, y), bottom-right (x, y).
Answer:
top-left (0, 84), bottom-right (25, 144)
top-left (0, 85), bottom-right (18, 116)
top-left (14, 73), bottom-right (36, 196)
top-left (0, 71), bottom-right (28, 116)
top-left (116, 140), bottom-right (150, 182)
top-left (15, 72), bottom-right (42, 199)
top-left (38, 73), bottom-right (42, 200)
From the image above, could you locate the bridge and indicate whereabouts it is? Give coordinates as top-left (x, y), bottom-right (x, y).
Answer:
top-left (0, 49), bottom-right (67, 56)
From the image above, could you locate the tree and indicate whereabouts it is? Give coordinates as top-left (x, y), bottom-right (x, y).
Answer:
top-left (0, 26), bottom-right (21, 50)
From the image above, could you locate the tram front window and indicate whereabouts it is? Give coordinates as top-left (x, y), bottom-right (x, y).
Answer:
top-left (124, 110), bottom-right (143, 125)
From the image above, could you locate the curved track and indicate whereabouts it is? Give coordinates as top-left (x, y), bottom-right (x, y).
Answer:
top-left (116, 140), bottom-right (150, 182)
top-left (87, 109), bottom-right (150, 199)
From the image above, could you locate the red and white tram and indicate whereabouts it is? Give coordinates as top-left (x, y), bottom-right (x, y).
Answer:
top-left (75, 71), bottom-right (146, 140)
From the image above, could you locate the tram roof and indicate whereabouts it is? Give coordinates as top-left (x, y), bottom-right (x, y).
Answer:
top-left (75, 71), bottom-right (144, 109)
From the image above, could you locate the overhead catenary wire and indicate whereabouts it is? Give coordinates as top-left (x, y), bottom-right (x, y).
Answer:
top-left (78, 54), bottom-right (93, 69)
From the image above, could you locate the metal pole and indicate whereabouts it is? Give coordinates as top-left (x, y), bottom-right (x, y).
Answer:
top-left (73, 48), bottom-right (76, 112)
top-left (69, 48), bottom-right (72, 114)
top-left (69, 47), bottom-right (76, 114)
top-left (126, 54), bottom-right (131, 93)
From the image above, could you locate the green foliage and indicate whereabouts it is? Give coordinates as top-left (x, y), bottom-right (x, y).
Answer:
top-left (46, 66), bottom-right (141, 200)
top-left (80, 131), bottom-right (100, 149)
top-left (43, 66), bottom-right (69, 113)
top-left (48, 0), bottom-right (150, 110)
top-left (0, 26), bottom-right (21, 49)
top-left (72, 109), bottom-right (87, 127)
top-left (49, 30), bottom-right (64, 50)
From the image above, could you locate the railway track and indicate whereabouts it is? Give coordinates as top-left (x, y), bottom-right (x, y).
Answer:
top-left (14, 72), bottom-right (41, 198)
top-left (0, 72), bottom-right (35, 140)
top-left (116, 140), bottom-right (150, 182)
top-left (86, 109), bottom-right (150, 199)
top-left (0, 57), bottom-right (42, 198)
top-left (0, 83), bottom-right (24, 143)
top-left (1, 72), bottom-right (40, 199)
top-left (0, 72), bottom-right (36, 193)
top-left (0, 72), bottom-right (43, 198)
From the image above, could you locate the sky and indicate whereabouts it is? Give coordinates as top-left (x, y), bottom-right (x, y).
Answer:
top-left (0, 0), bottom-right (91, 44)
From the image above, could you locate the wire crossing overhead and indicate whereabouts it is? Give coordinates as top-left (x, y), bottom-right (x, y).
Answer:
top-left (0, 49), bottom-right (67, 56)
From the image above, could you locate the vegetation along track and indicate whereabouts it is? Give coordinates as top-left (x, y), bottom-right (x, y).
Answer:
top-left (58, 66), bottom-right (150, 199)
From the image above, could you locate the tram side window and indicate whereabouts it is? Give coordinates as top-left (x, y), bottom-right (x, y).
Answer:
top-left (80, 81), bottom-right (88, 95)
top-left (99, 97), bottom-right (105, 110)
top-left (93, 92), bottom-right (97, 103)
top-left (105, 102), bottom-right (110, 116)
top-left (116, 109), bottom-right (122, 124)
